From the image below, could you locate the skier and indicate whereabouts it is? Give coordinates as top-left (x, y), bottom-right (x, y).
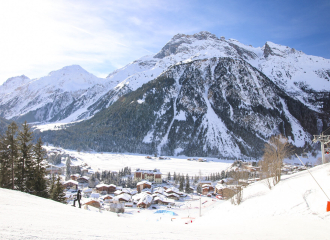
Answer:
top-left (72, 190), bottom-right (82, 208)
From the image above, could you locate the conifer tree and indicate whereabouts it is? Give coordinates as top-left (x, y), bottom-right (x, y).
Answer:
top-left (167, 172), bottom-right (171, 181)
top-left (179, 176), bottom-right (184, 191)
top-left (17, 121), bottom-right (34, 192)
top-left (221, 170), bottom-right (226, 179)
top-left (51, 176), bottom-right (66, 203)
top-left (1, 122), bottom-right (19, 190)
top-left (197, 184), bottom-right (202, 194)
top-left (185, 174), bottom-right (191, 193)
top-left (33, 138), bottom-right (48, 198)
top-left (194, 175), bottom-right (198, 184)
top-left (0, 132), bottom-right (10, 188)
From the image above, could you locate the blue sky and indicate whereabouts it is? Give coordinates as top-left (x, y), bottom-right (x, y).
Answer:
top-left (0, 0), bottom-right (329, 84)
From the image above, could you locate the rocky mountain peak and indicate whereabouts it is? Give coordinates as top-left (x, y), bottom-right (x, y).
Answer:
top-left (263, 41), bottom-right (302, 59)
top-left (154, 31), bottom-right (219, 59)
top-left (0, 75), bottom-right (31, 92)
top-left (192, 31), bottom-right (218, 40)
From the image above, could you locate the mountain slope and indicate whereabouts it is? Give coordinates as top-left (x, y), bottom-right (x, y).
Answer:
top-left (0, 163), bottom-right (329, 239)
top-left (40, 57), bottom-right (322, 158)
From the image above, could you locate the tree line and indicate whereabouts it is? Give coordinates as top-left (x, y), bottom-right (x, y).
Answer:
top-left (0, 121), bottom-right (65, 203)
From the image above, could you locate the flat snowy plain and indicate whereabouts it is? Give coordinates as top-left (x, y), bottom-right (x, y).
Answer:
top-left (1, 160), bottom-right (329, 239)
top-left (44, 146), bottom-right (235, 176)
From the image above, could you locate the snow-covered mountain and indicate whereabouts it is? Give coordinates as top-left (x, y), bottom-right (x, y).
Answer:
top-left (40, 57), bottom-right (321, 158)
top-left (1, 31), bottom-right (330, 157)
top-left (0, 65), bottom-right (117, 123)
top-left (1, 31), bottom-right (329, 124)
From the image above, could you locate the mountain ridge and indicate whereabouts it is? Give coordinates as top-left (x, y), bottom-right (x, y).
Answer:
top-left (0, 31), bottom-right (329, 157)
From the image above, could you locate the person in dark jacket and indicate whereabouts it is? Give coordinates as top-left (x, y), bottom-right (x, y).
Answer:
top-left (72, 190), bottom-right (82, 208)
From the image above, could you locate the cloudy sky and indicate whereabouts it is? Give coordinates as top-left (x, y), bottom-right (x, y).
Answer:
top-left (0, 0), bottom-right (329, 84)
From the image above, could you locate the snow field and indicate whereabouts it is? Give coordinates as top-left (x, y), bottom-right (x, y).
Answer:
top-left (44, 146), bottom-right (234, 176)
top-left (1, 162), bottom-right (330, 239)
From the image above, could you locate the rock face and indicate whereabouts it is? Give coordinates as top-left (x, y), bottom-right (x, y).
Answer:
top-left (1, 31), bottom-right (330, 158)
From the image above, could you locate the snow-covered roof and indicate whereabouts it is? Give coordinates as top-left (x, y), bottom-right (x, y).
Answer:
top-left (100, 195), bottom-right (113, 200)
top-left (135, 169), bottom-right (162, 174)
top-left (113, 193), bottom-right (131, 202)
top-left (114, 190), bottom-right (122, 195)
top-left (165, 192), bottom-right (180, 198)
top-left (141, 188), bottom-right (151, 194)
top-left (154, 194), bottom-right (175, 203)
top-left (165, 187), bottom-right (180, 194)
top-left (122, 189), bottom-right (138, 195)
top-left (132, 192), bottom-right (149, 202)
top-left (137, 194), bottom-right (153, 206)
top-left (137, 180), bottom-right (152, 186)
top-left (96, 183), bottom-right (116, 189)
top-left (154, 187), bottom-right (165, 194)
top-left (63, 180), bottom-right (78, 185)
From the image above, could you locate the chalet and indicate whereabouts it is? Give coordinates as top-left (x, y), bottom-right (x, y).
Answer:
top-left (121, 188), bottom-right (137, 195)
top-left (165, 187), bottom-right (180, 195)
top-left (95, 184), bottom-right (116, 194)
top-left (100, 195), bottom-right (113, 203)
top-left (153, 194), bottom-right (175, 205)
top-left (84, 200), bottom-right (101, 209)
top-left (77, 176), bottom-right (89, 184)
top-left (125, 202), bottom-right (133, 207)
top-left (202, 185), bottom-right (214, 195)
top-left (154, 187), bottom-right (166, 195)
top-left (113, 193), bottom-right (131, 203)
top-left (137, 194), bottom-right (153, 208)
top-left (215, 184), bottom-right (235, 199)
top-left (137, 180), bottom-right (152, 193)
top-left (197, 181), bottom-right (212, 188)
top-left (70, 174), bottom-right (80, 181)
top-left (63, 180), bottom-right (78, 190)
top-left (134, 169), bottom-right (162, 183)
top-left (132, 193), bottom-right (146, 204)
top-left (165, 193), bottom-right (180, 200)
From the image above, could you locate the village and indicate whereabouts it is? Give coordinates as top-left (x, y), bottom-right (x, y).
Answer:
top-left (45, 148), bottom-right (313, 219)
